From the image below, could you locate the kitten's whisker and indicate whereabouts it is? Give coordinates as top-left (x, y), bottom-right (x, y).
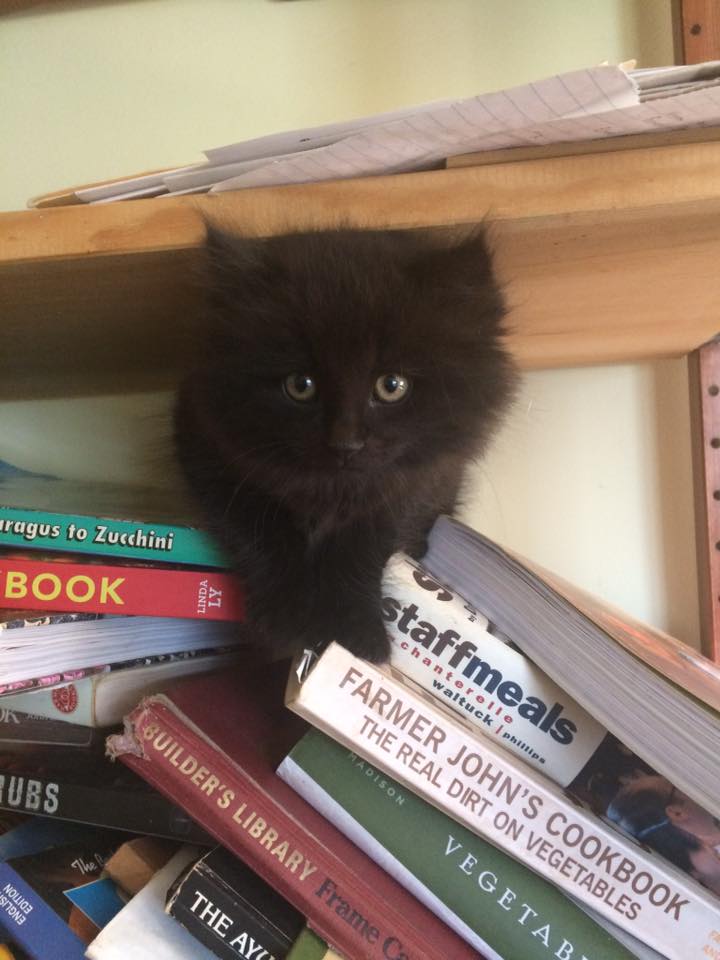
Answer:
top-left (268, 475), bottom-right (296, 530)
top-left (218, 439), bottom-right (287, 477)
top-left (222, 482), bottom-right (245, 520)
top-left (220, 447), bottom-right (287, 518)
top-left (438, 371), bottom-right (461, 429)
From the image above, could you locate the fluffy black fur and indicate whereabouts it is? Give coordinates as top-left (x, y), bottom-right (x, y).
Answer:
top-left (174, 225), bottom-right (516, 662)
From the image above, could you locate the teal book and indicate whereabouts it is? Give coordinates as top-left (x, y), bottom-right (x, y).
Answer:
top-left (278, 729), bottom-right (644, 960)
top-left (0, 506), bottom-right (225, 568)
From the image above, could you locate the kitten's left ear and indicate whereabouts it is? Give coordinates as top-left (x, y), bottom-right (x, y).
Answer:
top-left (410, 227), bottom-right (503, 301)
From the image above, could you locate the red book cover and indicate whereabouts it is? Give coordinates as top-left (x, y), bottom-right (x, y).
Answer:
top-left (106, 662), bottom-right (483, 960)
top-left (0, 555), bottom-right (244, 620)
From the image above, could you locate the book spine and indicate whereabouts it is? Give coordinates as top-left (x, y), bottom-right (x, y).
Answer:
top-left (0, 557), bottom-right (244, 620)
top-left (108, 701), bottom-right (474, 960)
top-left (0, 506), bottom-right (226, 568)
top-left (0, 676), bottom-right (97, 726)
top-left (0, 664), bottom-right (106, 700)
top-left (0, 710), bottom-right (95, 748)
top-left (279, 729), bottom-right (637, 960)
top-left (0, 942), bottom-right (29, 959)
top-left (0, 652), bottom-right (240, 727)
top-left (383, 554), bottom-right (607, 785)
top-left (0, 862), bottom-right (87, 960)
top-left (287, 927), bottom-right (339, 960)
top-left (167, 861), bottom-right (296, 960)
top-left (286, 643), bottom-right (720, 960)
top-left (0, 768), bottom-right (209, 842)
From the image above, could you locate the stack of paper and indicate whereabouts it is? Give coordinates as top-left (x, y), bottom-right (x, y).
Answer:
top-left (31, 61), bottom-right (720, 207)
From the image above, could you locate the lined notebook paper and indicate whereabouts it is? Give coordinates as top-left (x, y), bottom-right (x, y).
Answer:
top-left (33, 60), bottom-right (720, 206)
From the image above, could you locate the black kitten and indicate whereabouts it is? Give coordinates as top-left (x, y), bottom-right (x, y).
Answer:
top-left (174, 225), bottom-right (516, 662)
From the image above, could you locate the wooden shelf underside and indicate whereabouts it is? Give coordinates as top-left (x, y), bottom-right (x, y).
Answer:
top-left (3, 137), bottom-right (720, 398)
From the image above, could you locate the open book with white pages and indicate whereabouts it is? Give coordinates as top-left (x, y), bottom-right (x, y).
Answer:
top-left (417, 517), bottom-right (720, 824)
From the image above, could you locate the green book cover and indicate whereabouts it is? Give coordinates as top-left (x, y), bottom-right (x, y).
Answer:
top-left (286, 927), bottom-right (337, 960)
top-left (280, 729), bottom-right (638, 960)
top-left (0, 506), bottom-right (226, 568)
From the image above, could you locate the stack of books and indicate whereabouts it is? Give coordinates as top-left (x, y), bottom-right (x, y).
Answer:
top-left (0, 487), bottom-right (718, 960)
top-left (0, 496), bottom-right (248, 958)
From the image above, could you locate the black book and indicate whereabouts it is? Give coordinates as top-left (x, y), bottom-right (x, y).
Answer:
top-left (0, 710), bottom-right (97, 749)
top-left (0, 748), bottom-right (210, 843)
top-left (166, 846), bottom-right (305, 960)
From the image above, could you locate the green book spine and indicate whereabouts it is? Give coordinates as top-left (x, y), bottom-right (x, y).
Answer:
top-left (286, 927), bottom-right (336, 960)
top-left (0, 506), bottom-right (226, 567)
top-left (280, 729), bottom-right (638, 960)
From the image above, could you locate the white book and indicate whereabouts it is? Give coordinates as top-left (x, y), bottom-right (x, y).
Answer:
top-left (0, 615), bottom-right (237, 689)
top-left (85, 847), bottom-right (215, 960)
top-left (381, 551), bottom-right (720, 904)
top-left (421, 517), bottom-right (720, 822)
top-left (285, 642), bottom-right (720, 960)
top-left (383, 553), bottom-right (606, 785)
top-left (278, 733), bottom-right (664, 960)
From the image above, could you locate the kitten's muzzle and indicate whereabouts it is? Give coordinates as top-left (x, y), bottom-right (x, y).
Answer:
top-left (328, 436), bottom-right (366, 466)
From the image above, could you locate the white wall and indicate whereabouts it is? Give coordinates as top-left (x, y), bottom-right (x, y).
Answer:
top-left (463, 360), bottom-right (697, 646)
top-left (1, 0), bottom-right (699, 645)
top-left (0, 0), bottom-right (674, 209)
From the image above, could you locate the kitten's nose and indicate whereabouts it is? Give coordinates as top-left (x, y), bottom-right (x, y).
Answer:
top-left (329, 437), bottom-right (365, 464)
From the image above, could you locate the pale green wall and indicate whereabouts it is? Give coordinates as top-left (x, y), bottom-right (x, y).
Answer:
top-left (1, 0), bottom-right (674, 210)
top-left (1, 0), bottom-right (699, 645)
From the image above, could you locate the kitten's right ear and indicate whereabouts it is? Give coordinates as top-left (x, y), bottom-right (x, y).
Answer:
top-left (410, 227), bottom-right (498, 289)
top-left (204, 222), bottom-right (234, 261)
top-left (202, 223), bottom-right (272, 310)
top-left (204, 223), bottom-right (265, 277)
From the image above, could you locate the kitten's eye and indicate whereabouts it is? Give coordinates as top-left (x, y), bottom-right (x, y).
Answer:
top-left (284, 374), bottom-right (317, 402)
top-left (373, 374), bottom-right (410, 404)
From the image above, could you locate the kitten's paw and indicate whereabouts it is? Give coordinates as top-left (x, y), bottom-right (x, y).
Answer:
top-left (337, 609), bottom-right (390, 664)
top-left (404, 533), bottom-right (429, 561)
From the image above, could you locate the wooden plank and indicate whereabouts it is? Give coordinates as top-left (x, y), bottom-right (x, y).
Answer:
top-left (7, 138), bottom-right (720, 262)
top-left (446, 124), bottom-right (720, 168)
top-left (689, 341), bottom-right (720, 661)
top-left (4, 139), bottom-right (720, 397)
top-left (679, 0), bottom-right (720, 62)
top-left (680, 0), bottom-right (720, 661)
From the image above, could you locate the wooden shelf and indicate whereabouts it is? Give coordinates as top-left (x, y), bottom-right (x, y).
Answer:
top-left (3, 136), bottom-right (720, 398)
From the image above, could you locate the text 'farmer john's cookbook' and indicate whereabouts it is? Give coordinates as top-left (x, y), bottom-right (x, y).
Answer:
top-left (285, 642), bottom-right (720, 960)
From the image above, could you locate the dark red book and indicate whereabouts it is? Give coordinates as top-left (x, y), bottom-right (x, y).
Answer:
top-left (107, 663), bottom-right (482, 960)
top-left (0, 555), bottom-right (244, 620)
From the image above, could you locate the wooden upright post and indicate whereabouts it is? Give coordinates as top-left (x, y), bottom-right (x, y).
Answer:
top-left (677, 0), bottom-right (720, 63)
top-left (689, 341), bottom-right (720, 660)
top-left (676, 0), bottom-right (720, 658)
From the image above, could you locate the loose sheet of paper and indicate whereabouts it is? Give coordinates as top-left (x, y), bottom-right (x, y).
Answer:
top-left (75, 62), bottom-right (720, 202)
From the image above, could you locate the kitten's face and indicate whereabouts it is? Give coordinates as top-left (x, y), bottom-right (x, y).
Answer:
top-left (188, 227), bottom-right (514, 502)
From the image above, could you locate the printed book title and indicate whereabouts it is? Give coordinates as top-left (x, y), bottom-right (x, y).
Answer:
top-left (334, 665), bottom-right (693, 928)
top-left (0, 517), bottom-right (175, 554)
top-left (382, 556), bottom-right (606, 785)
top-left (131, 715), bottom-right (414, 960)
